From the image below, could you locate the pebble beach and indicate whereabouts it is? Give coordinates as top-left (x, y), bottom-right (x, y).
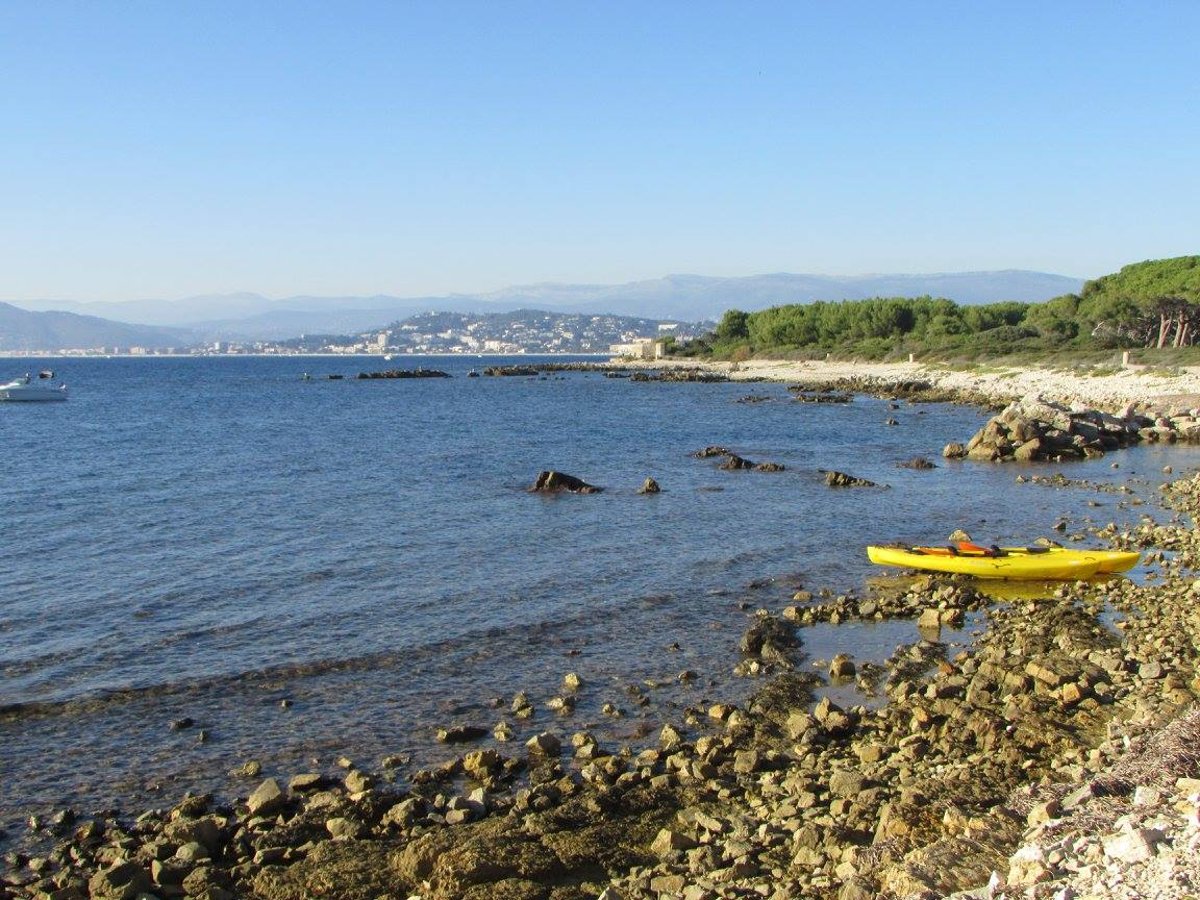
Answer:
top-left (5, 359), bottom-right (1200, 900)
top-left (631, 356), bottom-right (1200, 411)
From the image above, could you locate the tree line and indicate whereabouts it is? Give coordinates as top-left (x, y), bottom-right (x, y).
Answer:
top-left (679, 256), bottom-right (1200, 360)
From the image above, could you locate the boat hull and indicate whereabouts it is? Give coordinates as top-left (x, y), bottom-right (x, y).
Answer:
top-left (0, 388), bottom-right (67, 401)
top-left (0, 380), bottom-right (67, 401)
top-left (866, 545), bottom-right (1101, 580)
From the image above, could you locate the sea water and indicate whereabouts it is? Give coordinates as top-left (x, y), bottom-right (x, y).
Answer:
top-left (0, 355), bottom-right (1183, 835)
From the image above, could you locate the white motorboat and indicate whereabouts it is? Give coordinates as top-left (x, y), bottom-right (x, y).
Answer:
top-left (0, 370), bottom-right (68, 402)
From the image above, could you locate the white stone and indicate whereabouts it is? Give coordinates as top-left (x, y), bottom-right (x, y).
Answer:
top-left (1102, 827), bottom-right (1160, 863)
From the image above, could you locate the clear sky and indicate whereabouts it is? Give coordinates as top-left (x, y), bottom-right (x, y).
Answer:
top-left (2, 1), bottom-right (1197, 303)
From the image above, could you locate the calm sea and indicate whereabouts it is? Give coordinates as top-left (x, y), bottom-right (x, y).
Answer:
top-left (0, 355), bottom-right (1178, 836)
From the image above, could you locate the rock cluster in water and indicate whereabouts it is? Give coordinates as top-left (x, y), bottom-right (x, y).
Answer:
top-left (945, 394), bottom-right (1200, 462)
top-left (354, 369), bottom-right (451, 379)
top-left (693, 446), bottom-right (786, 473)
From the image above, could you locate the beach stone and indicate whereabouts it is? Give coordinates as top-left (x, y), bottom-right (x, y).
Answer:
top-left (638, 477), bottom-right (661, 494)
top-left (967, 442), bottom-right (1002, 461)
top-left (526, 732), bottom-right (561, 756)
top-left (917, 608), bottom-right (942, 630)
top-left (181, 865), bottom-right (234, 898)
top-left (651, 827), bottom-right (698, 858)
top-left (1007, 842), bottom-right (1052, 886)
top-left (325, 816), bottom-right (363, 840)
top-left (1103, 827), bottom-right (1162, 863)
top-left (829, 653), bottom-right (856, 678)
top-left (87, 860), bottom-right (153, 899)
top-left (175, 840), bottom-right (210, 861)
top-left (245, 778), bottom-right (286, 816)
top-left (650, 874), bottom-right (688, 893)
top-left (344, 769), bottom-right (373, 793)
top-left (381, 797), bottom-right (424, 828)
top-left (1013, 438), bottom-right (1042, 461)
top-left (163, 815), bottom-right (222, 855)
top-left (463, 749), bottom-right (502, 780)
top-left (288, 772), bottom-right (326, 793)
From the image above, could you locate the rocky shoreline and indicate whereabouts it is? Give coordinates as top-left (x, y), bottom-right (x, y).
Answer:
top-left (607, 357), bottom-right (1200, 412)
top-left (5, 374), bottom-right (1200, 900)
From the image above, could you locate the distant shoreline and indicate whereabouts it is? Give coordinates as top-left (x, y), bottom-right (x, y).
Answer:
top-left (0, 351), bottom-right (612, 361)
top-left (609, 356), bottom-right (1200, 411)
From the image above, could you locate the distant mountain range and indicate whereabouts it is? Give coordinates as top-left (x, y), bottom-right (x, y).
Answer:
top-left (0, 302), bottom-right (188, 352)
top-left (2, 270), bottom-right (1084, 350)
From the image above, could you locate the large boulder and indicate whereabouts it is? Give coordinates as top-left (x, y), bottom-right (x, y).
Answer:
top-left (955, 394), bottom-right (1150, 463)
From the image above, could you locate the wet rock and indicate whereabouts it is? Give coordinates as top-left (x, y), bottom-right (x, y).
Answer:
top-left (829, 653), bottom-right (856, 679)
top-left (530, 470), bottom-right (602, 493)
top-left (823, 470), bottom-right (879, 487)
top-left (739, 613), bottom-right (800, 666)
top-left (438, 724), bottom-right (489, 743)
top-left (719, 454), bottom-right (755, 470)
top-left (229, 760), bottom-right (262, 778)
top-left (344, 769), bottom-right (373, 793)
top-left (638, 477), bottom-right (661, 494)
top-left (462, 749), bottom-right (503, 781)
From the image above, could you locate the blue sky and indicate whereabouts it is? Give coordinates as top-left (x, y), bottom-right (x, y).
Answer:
top-left (2, 1), bottom-right (1197, 303)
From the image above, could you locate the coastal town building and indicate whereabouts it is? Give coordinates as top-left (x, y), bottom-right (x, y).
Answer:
top-left (609, 337), bottom-right (666, 359)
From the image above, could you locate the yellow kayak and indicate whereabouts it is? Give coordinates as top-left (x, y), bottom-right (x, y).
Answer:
top-left (978, 545), bottom-right (1140, 574)
top-left (866, 545), bottom-right (1102, 580)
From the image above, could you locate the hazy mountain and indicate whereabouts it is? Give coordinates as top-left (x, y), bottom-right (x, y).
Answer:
top-left (0, 302), bottom-right (190, 352)
top-left (471, 271), bottom-right (1085, 321)
top-left (6, 270), bottom-right (1084, 342)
